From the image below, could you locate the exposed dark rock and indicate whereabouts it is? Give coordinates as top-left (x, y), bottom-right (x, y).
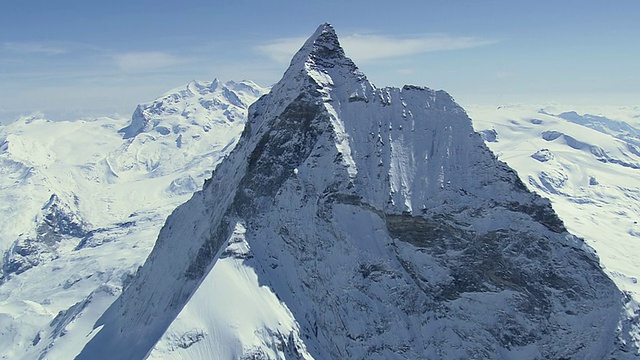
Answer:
top-left (2, 194), bottom-right (88, 280)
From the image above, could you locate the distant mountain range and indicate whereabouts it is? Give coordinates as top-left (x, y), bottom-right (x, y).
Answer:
top-left (0, 79), bottom-right (266, 358)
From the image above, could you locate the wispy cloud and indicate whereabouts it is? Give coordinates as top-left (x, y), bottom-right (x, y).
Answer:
top-left (3, 42), bottom-right (67, 55)
top-left (112, 51), bottom-right (188, 72)
top-left (342, 34), bottom-right (497, 61)
top-left (256, 33), bottom-right (498, 64)
top-left (256, 37), bottom-right (307, 64)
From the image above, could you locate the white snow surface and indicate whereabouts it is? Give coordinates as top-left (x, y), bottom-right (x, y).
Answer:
top-left (77, 24), bottom-right (638, 360)
top-left (470, 103), bottom-right (640, 344)
top-left (0, 80), bottom-right (266, 359)
top-left (147, 221), bottom-right (312, 360)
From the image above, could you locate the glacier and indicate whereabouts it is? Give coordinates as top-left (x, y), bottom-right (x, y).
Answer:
top-left (75, 23), bottom-right (638, 359)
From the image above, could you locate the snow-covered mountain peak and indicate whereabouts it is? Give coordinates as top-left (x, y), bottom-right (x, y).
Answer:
top-left (209, 77), bottom-right (220, 91)
top-left (109, 79), bottom-right (267, 181)
top-left (77, 24), bottom-right (637, 359)
top-left (2, 192), bottom-right (88, 280)
top-left (290, 23), bottom-right (346, 68)
top-left (119, 79), bottom-right (266, 140)
top-left (273, 22), bottom-right (369, 103)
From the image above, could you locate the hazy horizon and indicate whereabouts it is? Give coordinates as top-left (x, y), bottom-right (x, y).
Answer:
top-left (1, 1), bottom-right (638, 123)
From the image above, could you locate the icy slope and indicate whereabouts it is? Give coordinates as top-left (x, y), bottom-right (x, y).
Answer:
top-left (79, 23), bottom-right (637, 359)
top-left (470, 104), bottom-right (640, 342)
top-left (0, 80), bottom-right (266, 359)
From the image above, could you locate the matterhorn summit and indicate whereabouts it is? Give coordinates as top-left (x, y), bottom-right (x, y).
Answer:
top-left (77, 23), bottom-right (638, 359)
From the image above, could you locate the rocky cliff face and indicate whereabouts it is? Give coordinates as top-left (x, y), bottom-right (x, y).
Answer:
top-left (2, 194), bottom-right (88, 279)
top-left (78, 24), bottom-right (637, 359)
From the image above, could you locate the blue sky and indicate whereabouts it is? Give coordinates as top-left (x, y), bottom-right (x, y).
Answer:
top-left (1, 0), bottom-right (638, 122)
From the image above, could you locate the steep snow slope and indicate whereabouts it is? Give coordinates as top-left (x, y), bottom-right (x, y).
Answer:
top-left (79, 24), bottom-right (637, 359)
top-left (0, 80), bottom-right (266, 359)
top-left (470, 104), bottom-right (640, 344)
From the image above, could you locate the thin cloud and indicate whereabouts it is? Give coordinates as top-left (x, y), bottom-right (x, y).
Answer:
top-left (256, 33), bottom-right (497, 64)
top-left (4, 42), bottom-right (67, 55)
top-left (256, 37), bottom-right (308, 64)
top-left (342, 34), bottom-right (497, 61)
top-left (496, 71), bottom-right (513, 79)
top-left (112, 51), bottom-right (188, 72)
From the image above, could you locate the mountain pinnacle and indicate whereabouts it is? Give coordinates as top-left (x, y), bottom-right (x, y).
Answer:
top-left (78, 24), bottom-right (636, 360)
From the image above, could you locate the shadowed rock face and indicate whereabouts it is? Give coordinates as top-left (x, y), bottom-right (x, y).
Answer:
top-left (387, 214), bottom-right (587, 305)
top-left (239, 93), bottom-right (327, 207)
top-left (78, 23), bottom-right (637, 360)
top-left (2, 194), bottom-right (88, 279)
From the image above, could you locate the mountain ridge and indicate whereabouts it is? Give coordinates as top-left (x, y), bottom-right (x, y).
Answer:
top-left (78, 23), bottom-right (636, 359)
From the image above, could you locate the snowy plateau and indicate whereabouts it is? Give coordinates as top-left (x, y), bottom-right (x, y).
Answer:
top-left (1, 23), bottom-right (639, 359)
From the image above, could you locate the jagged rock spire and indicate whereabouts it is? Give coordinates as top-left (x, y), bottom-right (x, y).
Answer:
top-left (279, 22), bottom-right (364, 90)
top-left (290, 23), bottom-right (347, 66)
